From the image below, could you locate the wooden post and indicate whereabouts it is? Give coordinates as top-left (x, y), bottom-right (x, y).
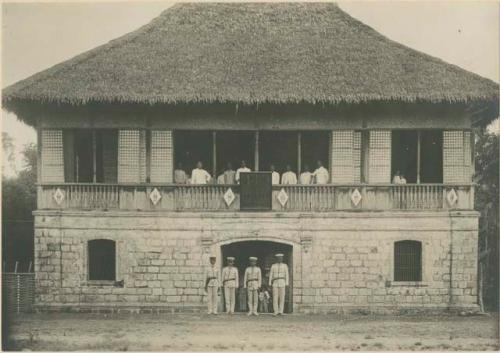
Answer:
top-left (212, 131), bottom-right (217, 181)
top-left (92, 130), bottom-right (97, 183)
top-left (28, 261), bottom-right (32, 273)
top-left (254, 131), bottom-right (260, 171)
top-left (297, 132), bottom-right (302, 174)
top-left (14, 261), bottom-right (18, 273)
top-left (416, 130), bottom-right (421, 184)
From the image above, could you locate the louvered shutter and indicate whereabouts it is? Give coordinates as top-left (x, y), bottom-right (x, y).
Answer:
top-left (368, 130), bottom-right (391, 183)
top-left (41, 130), bottom-right (64, 183)
top-left (330, 130), bottom-right (361, 183)
top-left (118, 130), bottom-right (141, 183)
top-left (139, 130), bottom-right (147, 183)
top-left (443, 130), bottom-right (472, 183)
top-left (150, 130), bottom-right (173, 183)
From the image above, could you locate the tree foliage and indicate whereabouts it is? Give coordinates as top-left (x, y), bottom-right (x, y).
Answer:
top-left (2, 142), bottom-right (37, 221)
top-left (474, 127), bottom-right (499, 310)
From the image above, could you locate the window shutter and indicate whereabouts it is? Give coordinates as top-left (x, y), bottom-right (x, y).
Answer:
top-left (63, 130), bottom-right (75, 182)
top-left (139, 130), bottom-right (147, 183)
top-left (368, 130), bottom-right (391, 183)
top-left (150, 130), bottom-right (173, 183)
top-left (118, 130), bottom-right (141, 183)
top-left (443, 130), bottom-right (471, 183)
top-left (330, 130), bottom-right (361, 184)
top-left (41, 129), bottom-right (64, 183)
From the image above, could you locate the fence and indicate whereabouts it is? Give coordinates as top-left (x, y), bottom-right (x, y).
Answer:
top-left (2, 273), bottom-right (35, 314)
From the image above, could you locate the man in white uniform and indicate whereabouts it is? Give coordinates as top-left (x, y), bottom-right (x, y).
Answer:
top-left (174, 162), bottom-right (188, 184)
top-left (235, 160), bottom-right (251, 184)
top-left (204, 256), bottom-right (220, 315)
top-left (281, 164), bottom-right (298, 185)
top-left (269, 253), bottom-right (289, 316)
top-left (270, 164), bottom-right (280, 185)
top-left (312, 160), bottom-right (329, 184)
top-left (221, 257), bottom-right (239, 314)
top-left (191, 161), bottom-right (211, 184)
top-left (244, 256), bottom-right (262, 316)
top-left (299, 164), bottom-right (312, 184)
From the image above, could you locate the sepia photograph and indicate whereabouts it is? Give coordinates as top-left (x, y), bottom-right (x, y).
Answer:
top-left (1, 1), bottom-right (499, 351)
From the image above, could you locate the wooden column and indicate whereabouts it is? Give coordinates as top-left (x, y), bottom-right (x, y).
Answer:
top-left (254, 131), bottom-right (260, 171)
top-left (297, 132), bottom-right (302, 174)
top-left (416, 130), bottom-right (421, 184)
top-left (212, 131), bottom-right (217, 180)
top-left (92, 130), bottom-right (97, 183)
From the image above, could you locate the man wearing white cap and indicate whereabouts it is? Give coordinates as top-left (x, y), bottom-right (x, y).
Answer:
top-left (204, 255), bottom-right (220, 315)
top-left (221, 257), bottom-right (239, 314)
top-left (269, 253), bottom-right (289, 316)
top-left (244, 256), bottom-right (262, 316)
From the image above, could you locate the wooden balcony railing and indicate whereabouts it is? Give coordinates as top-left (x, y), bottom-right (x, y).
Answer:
top-left (37, 183), bottom-right (474, 212)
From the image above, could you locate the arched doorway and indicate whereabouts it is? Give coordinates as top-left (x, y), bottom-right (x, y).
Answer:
top-left (220, 240), bottom-right (293, 313)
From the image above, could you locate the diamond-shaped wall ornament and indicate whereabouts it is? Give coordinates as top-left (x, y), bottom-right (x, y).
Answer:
top-left (351, 188), bottom-right (362, 206)
top-left (446, 188), bottom-right (458, 207)
top-left (53, 188), bottom-right (65, 205)
top-left (149, 187), bottom-right (162, 205)
top-left (223, 188), bottom-right (235, 206)
top-left (277, 188), bottom-right (289, 207)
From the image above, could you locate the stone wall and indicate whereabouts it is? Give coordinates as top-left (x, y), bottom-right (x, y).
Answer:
top-left (33, 210), bottom-right (479, 313)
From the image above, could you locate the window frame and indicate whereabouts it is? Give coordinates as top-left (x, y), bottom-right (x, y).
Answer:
top-left (392, 240), bottom-right (424, 284)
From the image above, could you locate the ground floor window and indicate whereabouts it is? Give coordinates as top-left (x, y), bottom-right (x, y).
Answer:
top-left (88, 239), bottom-right (116, 281)
top-left (394, 240), bottom-right (422, 282)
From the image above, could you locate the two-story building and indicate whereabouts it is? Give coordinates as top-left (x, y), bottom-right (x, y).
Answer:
top-left (3, 3), bottom-right (498, 314)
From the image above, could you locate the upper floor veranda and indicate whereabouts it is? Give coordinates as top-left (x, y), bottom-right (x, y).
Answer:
top-left (36, 105), bottom-right (476, 213)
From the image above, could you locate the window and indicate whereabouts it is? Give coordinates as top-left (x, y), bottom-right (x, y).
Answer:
top-left (88, 239), bottom-right (116, 281)
top-left (391, 130), bottom-right (443, 184)
top-left (64, 129), bottom-right (118, 183)
top-left (394, 240), bottom-right (422, 281)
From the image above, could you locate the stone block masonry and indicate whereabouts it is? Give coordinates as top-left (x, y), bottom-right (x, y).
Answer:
top-left (33, 210), bottom-right (479, 313)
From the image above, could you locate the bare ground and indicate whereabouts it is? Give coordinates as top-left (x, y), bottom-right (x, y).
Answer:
top-left (4, 312), bottom-right (499, 351)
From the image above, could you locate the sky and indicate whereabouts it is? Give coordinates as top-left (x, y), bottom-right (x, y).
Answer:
top-left (2, 1), bottom-right (499, 176)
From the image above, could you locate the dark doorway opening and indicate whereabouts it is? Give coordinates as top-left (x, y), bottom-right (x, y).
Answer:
top-left (392, 130), bottom-right (418, 183)
top-left (216, 131), bottom-right (254, 177)
top-left (301, 131), bottom-right (330, 173)
top-left (420, 130), bottom-right (443, 183)
top-left (260, 132), bottom-right (298, 174)
top-left (174, 131), bottom-right (213, 176)
top-left (221, 240), bottom-right (293, 313)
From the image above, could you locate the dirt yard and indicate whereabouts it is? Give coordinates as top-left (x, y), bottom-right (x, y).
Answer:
top-left (4, 312), bottom-right (499, 351)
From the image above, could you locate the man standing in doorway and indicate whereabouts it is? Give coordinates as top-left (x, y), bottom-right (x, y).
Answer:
top-left (270, 164), bottom-right (280, 185)
top-left (221, 162), bottom-right (236, 184)
top-left (312, 160), bottom-right (329, 184)
top-left (235, 160), bottom-right (251, 184)
top-left (191, 161), bottom-right (212, 184)
top-left (269, 253), bottom-right (289, 316)
top-left (174, 162), bottom-right (188, 184)
top-left (299, 164), bottom-right (312, 184)
top-left (244, 256), bottom-right (262, 316)
top-left (204, 255), bottom-right (220, 315)
top-left (222, 257), bottom-right (239, 314)
top-left (281, 164), bottom-right (298, 185)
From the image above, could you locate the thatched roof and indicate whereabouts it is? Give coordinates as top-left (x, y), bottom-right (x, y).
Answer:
top-left (3, 2), bottom-right (499, 112)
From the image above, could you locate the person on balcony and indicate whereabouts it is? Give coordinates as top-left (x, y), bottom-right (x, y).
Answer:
top-left (191, 161), bottom-right (212, 184)
top-left (222, 257), bottom-right (239, 314)
top-left (281, 164), bottom-right (298, 185)
top-left (393, 170), bottom-right (407, 184)
top-left (174, 162), bottom-right (188, 184)
top-left (244, 256), bottom-right (262, 316)
top-left (235, 160), bottom-right (251, 184)
top-left (270, 164), bottom-right (280, 185)
top-left (218, 162), bottom-right (236, 184)
top-left (312, 160), bottom-right (329, 184)
top-left (299, 164), bottom-right (312, 184)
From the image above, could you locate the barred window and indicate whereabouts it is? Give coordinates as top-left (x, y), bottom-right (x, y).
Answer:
top-left (394, 240), bottom-right (422, 281)
top-left (88, 239), bottom-right (116, 281)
